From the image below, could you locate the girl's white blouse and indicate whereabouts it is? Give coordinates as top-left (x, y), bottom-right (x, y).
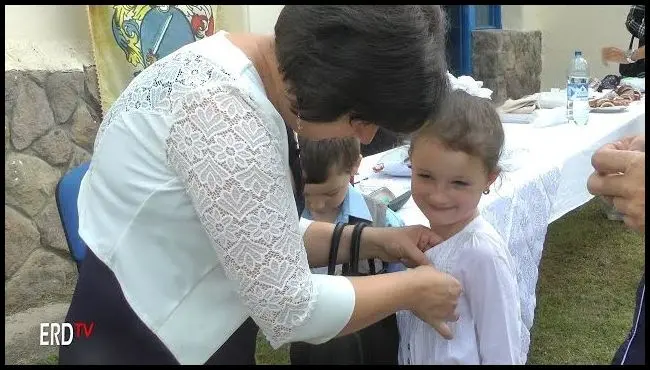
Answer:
top-left (397, 215), bottom-right (529, 365)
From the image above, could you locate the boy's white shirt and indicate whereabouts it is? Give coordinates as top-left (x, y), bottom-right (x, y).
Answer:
top-left (397, 214), bottom-right (528, 365)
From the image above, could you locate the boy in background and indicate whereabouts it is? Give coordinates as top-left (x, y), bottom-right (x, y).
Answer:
top-left (298, 136), bottom-right (404, 273)
top-left (291, 136), bottom-right (405, 364)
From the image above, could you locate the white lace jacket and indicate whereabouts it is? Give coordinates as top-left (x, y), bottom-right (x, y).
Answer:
top-left (77, 31), bottom-right (355, 365)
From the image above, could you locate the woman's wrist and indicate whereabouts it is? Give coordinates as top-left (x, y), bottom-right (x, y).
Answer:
top-left (350, 267), bottom-right (422, 312)
top-left (303, 221), bottom-right (351, 267)
top-left (340, 268), bottom-right (422, 336)
top-left (392, 268), bottom-right (424, 310)
top-left (358, 226), bottom-right (384, 260)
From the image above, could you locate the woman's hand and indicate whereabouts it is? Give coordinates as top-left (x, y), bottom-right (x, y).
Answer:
top-left (631, 46), bottom-right (645, 62)
top-left (597, 135), bottom-right (644, 207)
top-left (588, 144), bottom-right (645, 233)
top-left (342, 260), bottom-right (462, 340)
top-left (405, 265), bottom-right (462, 339)
top-left (362, 226), bottom-right (463, 338)
top-left (361, 225), bottom-right (443, 267)
top-left (613, 134), bottom-right (645, 152)
top-left (601, 46), bottom-right (628, 65)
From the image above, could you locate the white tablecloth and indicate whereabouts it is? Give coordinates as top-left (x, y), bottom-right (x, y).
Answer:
top-left (355, 101), bottom-right (645, 340)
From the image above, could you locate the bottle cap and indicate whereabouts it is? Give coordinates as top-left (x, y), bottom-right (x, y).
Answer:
top-left (575, 50), bottom-right (582, 56)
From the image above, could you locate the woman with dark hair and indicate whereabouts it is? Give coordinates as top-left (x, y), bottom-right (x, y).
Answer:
top-left (59, 5), bottom-right (458, 365)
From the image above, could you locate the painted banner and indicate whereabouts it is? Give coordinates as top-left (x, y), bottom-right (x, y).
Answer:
top-left (87, 5), bottom-right (224, 114)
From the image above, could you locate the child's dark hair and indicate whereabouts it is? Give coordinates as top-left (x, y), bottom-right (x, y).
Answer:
top-left (410, 89), bottom-right (504, 173)
top-left (299, 137), bottom-right (361, 184)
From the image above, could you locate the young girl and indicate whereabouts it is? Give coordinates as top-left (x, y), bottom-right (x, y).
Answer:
top-left (395, 90), bottom-right (528, 365)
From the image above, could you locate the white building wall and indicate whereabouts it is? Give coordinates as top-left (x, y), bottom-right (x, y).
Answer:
top-left (503, 5), bottom-right (633, 90)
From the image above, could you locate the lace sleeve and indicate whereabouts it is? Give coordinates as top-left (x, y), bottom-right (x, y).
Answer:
top-left (165, 83), bottom-right (317, 347)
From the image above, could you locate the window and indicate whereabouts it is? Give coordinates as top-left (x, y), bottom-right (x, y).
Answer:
top-left (444, 5), bottom-right (502, 76)
top-left (473, 5), bottom-right (502, 30)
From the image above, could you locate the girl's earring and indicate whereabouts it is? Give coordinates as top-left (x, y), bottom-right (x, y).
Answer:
top-left (483, 189), bottom-right (490, 195)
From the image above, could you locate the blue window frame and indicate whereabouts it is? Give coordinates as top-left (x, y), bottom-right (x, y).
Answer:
top-left (446, 5), bottom-right (502, 76)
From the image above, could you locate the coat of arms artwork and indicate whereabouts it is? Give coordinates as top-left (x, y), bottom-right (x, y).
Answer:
top-left (87, 5), bottom-right (224, 114)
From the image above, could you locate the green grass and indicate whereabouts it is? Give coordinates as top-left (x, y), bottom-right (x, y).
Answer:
top-left (256, 336), bottom-right (290, 365)
top-left (527, 199), bottom-right (644, 364)
top-left (36, 199), bottom-right (644, 365)
top-left (35, 354), bottom-right (59, 365)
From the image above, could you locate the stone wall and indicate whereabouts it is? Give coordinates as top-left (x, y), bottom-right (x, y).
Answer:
top-left (5, 67), bottom-right (101, 316)
top-left (472, 29), bottom-right (542, 104)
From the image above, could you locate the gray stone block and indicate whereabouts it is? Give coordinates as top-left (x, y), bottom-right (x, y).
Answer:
top-left (5, 70), bottom-right (25, 116)
top-left (71, 103), bottom-right (99, 152)
top-left (481, 76), bottom-right (508, 104)
top-left (68, 145), bottom-right (92, 171)
top-left (5, 206), bottom-right (41, 279)
top-left (501, 35), bottom-right (516, 71)
top-left (28, 70), bottom-right (51, 87)
top-left (506, 74), bottom-right (530, 101)
top-left (84, 65), bottom-right (101, 107)
top-left (5, 153), bottom-right (61, 217)
top-left (472, 29), bottom-right (542, 101)
top-left (473, 30), bottom-right (503, 54)
top-left (35, 198), bottom-right (70, 254)
top-left (31, 128), bottom-right (74, 166)
top-left (45, 71), bottom-right (84, 124)
top-left (5, 303), bottom-right (70, 365)
top-left (4, 248), bottom-right (77, 316)
top-left (474, 52), bottom-right (503, 79)
top-left (4, 67), bottom-right (103, 334)
top-left (10, 78), bottom-right (55, 150)
top-left (511, 32), bottom-right (529, 56)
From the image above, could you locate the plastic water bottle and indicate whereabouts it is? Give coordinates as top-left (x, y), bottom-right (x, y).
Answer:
top-left (566, 50), bottom-right (590, 125)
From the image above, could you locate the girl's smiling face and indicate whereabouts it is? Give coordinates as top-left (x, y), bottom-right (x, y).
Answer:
top-left (410, 137), bottom-right (497, 236)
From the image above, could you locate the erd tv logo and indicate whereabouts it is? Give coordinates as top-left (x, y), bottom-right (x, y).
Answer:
top-left (40, 322), bottom-right (95, 346)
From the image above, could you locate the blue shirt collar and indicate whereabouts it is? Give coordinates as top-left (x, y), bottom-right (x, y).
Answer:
top-left (302, 184), bottom-right (373, 224)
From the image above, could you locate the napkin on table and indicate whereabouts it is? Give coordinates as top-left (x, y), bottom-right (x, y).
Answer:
top-left (498, 94), bottom-right (540, 114)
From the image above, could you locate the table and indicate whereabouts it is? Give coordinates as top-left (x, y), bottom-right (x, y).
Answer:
top-left (354, 100), bottom-right (645, 339)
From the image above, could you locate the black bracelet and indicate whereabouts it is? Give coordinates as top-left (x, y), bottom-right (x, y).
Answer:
top-left (328, 222), bottom-right (347, 275)
top-left (349, 222), bottom-right (369, 275)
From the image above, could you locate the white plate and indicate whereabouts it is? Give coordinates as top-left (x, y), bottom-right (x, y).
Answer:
top-left (590, 106), bottom-right (629, 113)
top-left (589, 89), bottom-right (614, 100)
top-left (372, 146), bottom-right (412, 177)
